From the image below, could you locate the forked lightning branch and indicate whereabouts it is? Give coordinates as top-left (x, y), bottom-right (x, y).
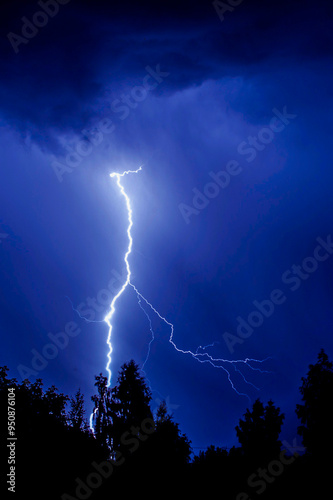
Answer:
top-left (90, 166), bottom-right (270, 430)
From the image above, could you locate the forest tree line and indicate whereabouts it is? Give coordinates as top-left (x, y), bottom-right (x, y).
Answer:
top-left (1, 349), bottom-right (332, 499)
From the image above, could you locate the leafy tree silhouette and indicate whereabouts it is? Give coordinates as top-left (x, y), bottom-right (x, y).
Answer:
top-left (296, 348), bottom-right (333, 457)
top-left (91, 373), bottom-right (112, 450)
top-left (68, 388), bottom-right (89, 432)
top-left (236, 398), bottom-right (285, 465)
top-left (0, 366), bottom-right (105, 500)
top-left (0, 365), bottom-right (14, 389)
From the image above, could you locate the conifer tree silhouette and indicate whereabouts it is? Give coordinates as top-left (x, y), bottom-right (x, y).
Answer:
top-left (296, 348), bottom-right (333, 457)
top-left (108, 360), bottom-right (153, 452)
top-left (236, 398), bottom-right (284, 464)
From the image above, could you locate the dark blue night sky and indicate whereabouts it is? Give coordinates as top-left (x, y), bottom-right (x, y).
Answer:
top-left (1, 0), bottom-right (333, 452)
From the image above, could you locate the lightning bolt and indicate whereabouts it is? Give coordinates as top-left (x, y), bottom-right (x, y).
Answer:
top-left (104, 166), bottom-right (143, 386)
top-left (89, 165), bottom-right (271, 431)
top-left (131, 284), bottom-right (271, 401)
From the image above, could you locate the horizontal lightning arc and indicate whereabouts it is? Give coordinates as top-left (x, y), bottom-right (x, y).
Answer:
top-left (131, 284), bottom-right (272, 401)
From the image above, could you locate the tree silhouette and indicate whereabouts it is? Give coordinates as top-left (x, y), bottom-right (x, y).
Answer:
top-left (296, 348), bottom-right (333, 457)
top-left (131, 400), bottom-right (191, 495)
top-left (153, 400), bottom-right (192, 466)
top-left (236, 398), bottom-right (285, 464)
top-left (68, 388), bottom-right (89, 432)
top-left (0, 367), bottom-right (105, 500)
top-left (108, 360), bottom-right (153, 452)
top-left (193, 444), bottom-right (229, 467)
top-left (0, 365), bottom-right (15, 389)
top-left (91, 373), bottom-right (112, 449)
top-left (4, 346), bottom-right (332, 500)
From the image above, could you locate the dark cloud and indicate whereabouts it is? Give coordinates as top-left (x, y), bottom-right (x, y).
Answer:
top-left (1, 0), bottom-right (331, 147)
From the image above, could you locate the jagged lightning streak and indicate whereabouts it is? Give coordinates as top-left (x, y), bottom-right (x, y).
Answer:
top-left (89, 166), bottom-right (141, 432)
top-left (90, 165), bottom-right (271, 431)
top-left (104, 166), bottom-right (142, 387)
